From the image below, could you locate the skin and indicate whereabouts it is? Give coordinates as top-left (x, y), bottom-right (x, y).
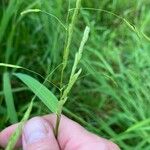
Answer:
top-left (0, 114), bottom-right (120, 150)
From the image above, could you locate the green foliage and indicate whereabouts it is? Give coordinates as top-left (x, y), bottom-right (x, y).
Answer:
top-left (3, 72), bottom-right (18, 123)
top-left (0, 0), bottom-right (150, 149)
top-left (14, 73), bottom-right (59, 113)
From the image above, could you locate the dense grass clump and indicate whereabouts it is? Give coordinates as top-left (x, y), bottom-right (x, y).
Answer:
top-left (0, 0), bottom-right (150, 149)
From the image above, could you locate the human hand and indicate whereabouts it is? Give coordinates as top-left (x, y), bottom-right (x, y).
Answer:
top-left (0, 114), bottom-right (120, 150)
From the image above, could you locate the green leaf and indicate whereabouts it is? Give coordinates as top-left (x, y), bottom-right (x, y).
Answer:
top-left (6, 99), bottom-right (33, 150)
top-left (14, 73), bottom-right (59, 113)
top-left (3, 72), bottom-right (18, 123)
top-left (125, 118), bottom-right (150, 133)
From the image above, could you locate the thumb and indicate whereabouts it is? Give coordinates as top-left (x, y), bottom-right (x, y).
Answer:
top-left (22, 117), bottom-right (59, 150)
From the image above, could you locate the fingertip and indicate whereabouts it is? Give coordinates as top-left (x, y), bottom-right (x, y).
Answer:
top-left (107, 140), bottom-right (120, 150)
top-left (0, 124), bottom-right (21, 148)
top-left (22, 117), bottom-right (59, 150)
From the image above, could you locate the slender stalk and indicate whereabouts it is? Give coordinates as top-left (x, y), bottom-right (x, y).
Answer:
top-left (55, 26), bottom-right (90, 138)
top-left (55, 0), bottom-right (81, 138)
top-left (54, 101), bottom-right (64, 137)
top-left (54, 113), bottom-right (61, 137)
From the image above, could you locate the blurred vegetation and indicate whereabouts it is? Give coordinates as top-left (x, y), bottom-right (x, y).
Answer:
top-left (0, 0), bottom-right (150, 149)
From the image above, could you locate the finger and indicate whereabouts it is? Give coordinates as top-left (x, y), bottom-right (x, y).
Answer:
top-left (22, 117), bottom-right (60, 150)
top-left (43, 114), bottom-right (120, 150)
top-left (0, 114), bottom-right (120, 150)
top-left (0, 124), bottom-right (22, 148)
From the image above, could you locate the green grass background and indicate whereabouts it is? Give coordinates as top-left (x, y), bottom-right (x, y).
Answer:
top-left (0, 0), bottom-right (150, 149)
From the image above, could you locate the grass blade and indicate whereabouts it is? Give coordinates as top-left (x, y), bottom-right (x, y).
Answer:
top-left (125, 118), bottom-right (150, 133)
top-left (20, 9), bottom-right (67, 30)
top-left (6, 100), bottom-right (33, 150)
top-left (14, 73), bottom-right (59, 113)
top-left (3, 72), bottom-right (18, 123)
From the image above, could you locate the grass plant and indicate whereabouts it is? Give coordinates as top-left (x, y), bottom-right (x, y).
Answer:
top-left (0, 0), bottom-right (150, 149)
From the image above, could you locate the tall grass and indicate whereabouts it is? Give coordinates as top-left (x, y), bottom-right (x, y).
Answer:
top-left (0, 0), bottom-right (150, 149)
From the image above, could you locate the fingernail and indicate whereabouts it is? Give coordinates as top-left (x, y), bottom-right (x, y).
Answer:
top-left (23, 117), bottom-right (49, 144)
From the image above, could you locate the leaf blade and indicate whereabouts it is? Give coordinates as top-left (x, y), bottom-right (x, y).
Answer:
top-left (3, 72), bottom-right (18, 123)
top-left (14, 73), bottom-right (59, 113)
